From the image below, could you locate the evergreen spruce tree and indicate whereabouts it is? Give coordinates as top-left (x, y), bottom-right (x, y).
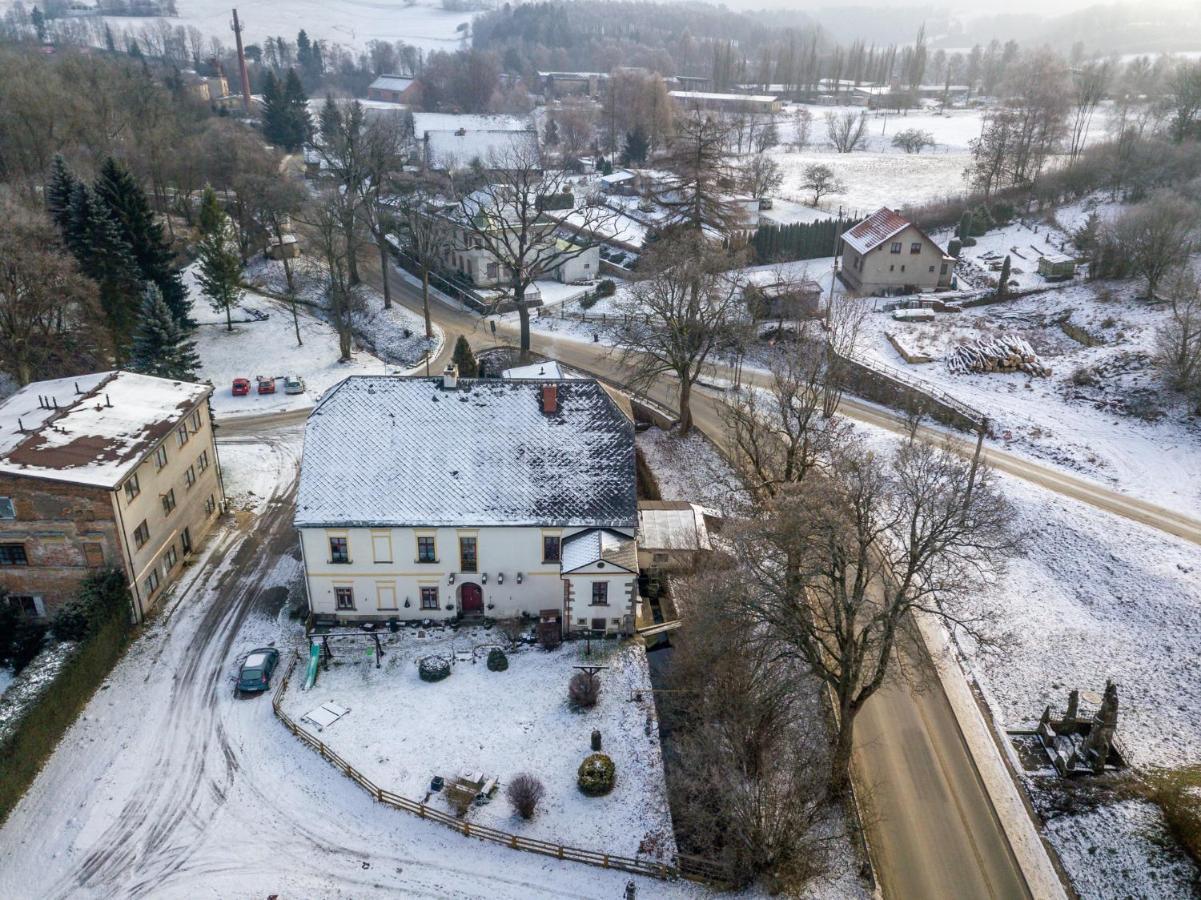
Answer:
top-left (319, 93), bottom-right (342, 141)
top-left (196, 216), bottom-right (243, 331)
top-left (543, 118), bottom-right (559, 147)
top-left (997, 254), bottom-right (1011, 298)
top-left (94, 157), bottom-right (193, 328)
top-left (261, 70), bottom-right (285, 145)
top-left (621, 126), bottom-right (649, 166)
top-left (197, 185), bottom-right (223, 237)
top-left (452, 336), bottom-right (478, 377)
top-left (66, 183), bottom-right (143, 357)
top-left (46, 154), bottom-right (79, 236)
top-left (281, 69), bottom-right (312, 150)
top-left (130, 285), bottom-right (201, 381)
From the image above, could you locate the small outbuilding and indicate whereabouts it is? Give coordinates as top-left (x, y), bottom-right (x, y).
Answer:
top-left (636, 501), bottom-right (714, 573)
top-left (1038, 254), bottom-right (1076, 280)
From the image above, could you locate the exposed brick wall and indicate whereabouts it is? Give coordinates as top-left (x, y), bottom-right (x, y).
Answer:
top-left (0, 474), bottom-right (125, 617)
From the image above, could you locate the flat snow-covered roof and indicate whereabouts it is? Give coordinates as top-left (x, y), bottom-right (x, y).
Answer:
top-left (0, 371), bottom-right (211, 488)
top-left (295, 377), bottom-right (636, 529)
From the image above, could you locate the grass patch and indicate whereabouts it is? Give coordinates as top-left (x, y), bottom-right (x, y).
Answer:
top-left (1142, 766), bottom-right (1201, 868)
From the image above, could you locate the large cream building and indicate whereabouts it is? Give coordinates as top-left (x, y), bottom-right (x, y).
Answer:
top-left (294, 372), bottom-right (640, 636)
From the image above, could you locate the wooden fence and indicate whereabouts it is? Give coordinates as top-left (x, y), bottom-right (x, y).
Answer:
top-left (271, 658), bottom-right (726, 886)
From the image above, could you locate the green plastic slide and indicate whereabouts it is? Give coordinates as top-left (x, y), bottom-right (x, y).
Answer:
top-left (303, 641), bottom-right (321, 691)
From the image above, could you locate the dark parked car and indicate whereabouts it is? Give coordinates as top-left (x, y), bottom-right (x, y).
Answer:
top-left (237, 648), bottom-right (280, 693)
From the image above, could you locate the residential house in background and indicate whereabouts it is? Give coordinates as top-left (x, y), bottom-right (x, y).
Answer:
top-left (295, 373), bottom-right (639, 636)
top-left (838, 207), bottom-right (954, 295)
top-left (366, 74), bottom-right (419, 104)
top-left (0, 372), bottom-right (225, 623)
top-left (668, 90), bottom-right (780, 114)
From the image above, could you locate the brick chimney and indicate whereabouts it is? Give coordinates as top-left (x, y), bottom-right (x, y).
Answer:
top-left (540, 384), bottom-right (558, 415)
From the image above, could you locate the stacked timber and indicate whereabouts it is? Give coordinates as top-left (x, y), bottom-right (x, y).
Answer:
top-left (947, 336), bottom-right (1051, 376)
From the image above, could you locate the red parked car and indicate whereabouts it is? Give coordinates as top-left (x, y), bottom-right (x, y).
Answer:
top-left (232, 378), bottom-right (251, 396)
top-left (257, 377), bottom-right (276, 395)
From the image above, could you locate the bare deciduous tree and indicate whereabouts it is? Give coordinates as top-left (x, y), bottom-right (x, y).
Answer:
top-left (614, 233), bottom-right (745, 432)
top-left (0, 200), bottom-right (106, 385)
top-left (391, 176), bottom-right (453, 340)
top-left (891, 128), bottom-right (935, 154)
top-left (1068, 60), bottom-right (1111, 162)
top-left (303, 188), bottom-right (362, 361)
top-left (506, 773), bottom-right (545, 820)
top-left (1109, 192), bottom-right (1197, 298)
top-left (241, 173), bottom-right (308, 344)
top-left (824, 110), bottom-right (868, 153)
top-left (792, 106), bottom-right (813, 152)
top-left (664, 567), bottom-right (845, 888)
top-left (739, 153), bottom-right (782, 200)
top-left (454, 139), bottom-right (613, 358)
top-left (1155, 268), bottom-right (1201, 409)
top-left (737, 434), bottom-right (1018, 790)
top-left (801, 163), bottom-right (844, 207)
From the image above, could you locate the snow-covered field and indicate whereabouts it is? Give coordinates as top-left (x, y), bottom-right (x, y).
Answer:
top-left (280, 631), bottom-right (676, 861)
top-left (1044, 799), bottom-right (1199, 900)
top-left (637, 427), bottom-right (744, 517)
top-left (93, 0), bottom-right (474, 53)
top-left (767, 104), bottom-right (985, 218)
top-left (855, 273), bottom-right (1201, 519)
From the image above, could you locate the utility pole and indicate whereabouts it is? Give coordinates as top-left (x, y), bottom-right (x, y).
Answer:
top-left (231, 9), bottom-right (252, 116)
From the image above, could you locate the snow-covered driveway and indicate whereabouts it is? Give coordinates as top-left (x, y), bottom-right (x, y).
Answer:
top-left (0, 423), bottom-right (692, 899)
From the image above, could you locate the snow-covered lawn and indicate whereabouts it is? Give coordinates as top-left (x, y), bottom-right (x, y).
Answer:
top-left (1044, 799), bottom-right (1199, 900)
top-left (957, 470), bottom-right (1201, 771)
top-left (766, 104), bottom-right (985, 217)
top-left (279, 629), bottom-right (676, 862)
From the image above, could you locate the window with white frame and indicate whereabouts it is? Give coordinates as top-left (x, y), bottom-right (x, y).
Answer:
top-left (420, 586), bottom-right (439, 609)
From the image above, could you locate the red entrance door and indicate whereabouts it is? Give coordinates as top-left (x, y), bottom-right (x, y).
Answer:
top-left (461, 583), bottom-right (483, 613)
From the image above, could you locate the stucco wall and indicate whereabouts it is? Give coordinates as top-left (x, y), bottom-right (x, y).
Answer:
top-left (842, 224), bottom-right (948, 294)
top-left (300, 524), bottom-right (617, 621)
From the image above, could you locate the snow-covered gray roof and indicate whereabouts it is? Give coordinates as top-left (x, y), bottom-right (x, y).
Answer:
top-left (0, 371), bottom-right (211, 488)
top-left (425, 129), bottom-right (539, 170)
top-left (295, 377), bottom-right (636, 529)
top-left (369, 75), bottom-right (414, 94)
top-left (560, 528), bottom-right (638, 574)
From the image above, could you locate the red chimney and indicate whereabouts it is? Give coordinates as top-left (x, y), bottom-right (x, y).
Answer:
top-left (541, 384), bottom-right (558, 415)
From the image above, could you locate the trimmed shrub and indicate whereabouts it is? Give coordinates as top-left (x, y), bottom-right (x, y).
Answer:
top-left (568, 671), bottom-right (601, 709)
top-left (577, 752), bottom-right (616, 796)
top-left (506, 772), bottom-right (545, 819)
top-left (418, 655), bottom-right (451, 682)
top-left (596, 278), bottom-right (616, 297)
top-left (579, 292), bottom-right (599, 310)
top-left (487, 648), bottom-right (508, 671)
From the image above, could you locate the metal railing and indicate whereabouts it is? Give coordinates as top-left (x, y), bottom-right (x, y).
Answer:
top-left (270, 656), bottom-right (727, 886)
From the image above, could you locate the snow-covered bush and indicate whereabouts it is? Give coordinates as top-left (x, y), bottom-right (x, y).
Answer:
top-left (418, 655), bottom-right (451, 682)
top-left (568, 671), bottom-right (600, 709)
top-left (487, 648), bottom-right (508, 671)
top-left (577, 752), bottom-right (616, 796)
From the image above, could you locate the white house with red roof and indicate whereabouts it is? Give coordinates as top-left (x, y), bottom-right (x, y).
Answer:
top-left (838, 207), bottom-right (953, 295)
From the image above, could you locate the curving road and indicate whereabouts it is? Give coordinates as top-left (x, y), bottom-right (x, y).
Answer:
top-left (372, 264), bottom-right (1199, 899)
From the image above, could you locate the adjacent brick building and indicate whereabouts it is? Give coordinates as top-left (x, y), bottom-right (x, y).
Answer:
top-left (0, 371), bottom-right (226, 623)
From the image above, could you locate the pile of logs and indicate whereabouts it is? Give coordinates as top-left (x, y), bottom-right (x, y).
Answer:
top-left (947, 336), bottom-right (1051, 376)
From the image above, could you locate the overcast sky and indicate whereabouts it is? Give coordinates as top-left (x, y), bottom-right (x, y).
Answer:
top-left (714, 0), bottom-right (1168, 16)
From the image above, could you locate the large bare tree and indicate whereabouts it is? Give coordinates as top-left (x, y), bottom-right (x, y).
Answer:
top-left (1155, 268), bottom-right (1201, 409)
top-left (1108, 192), bottom-right (1197, 298)
top-left (824, 110), bottom-right (868, 153)
top-left (0, 200), bottom-right (106, 385)
top-left (390, 175), bottom-right (453, 340)
top-left (613, 232), bottom-right (744, 432)
top-left (453, 139), bottom-right (613, 357)
top-left (738, 434), bottom-right (1018, 790)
